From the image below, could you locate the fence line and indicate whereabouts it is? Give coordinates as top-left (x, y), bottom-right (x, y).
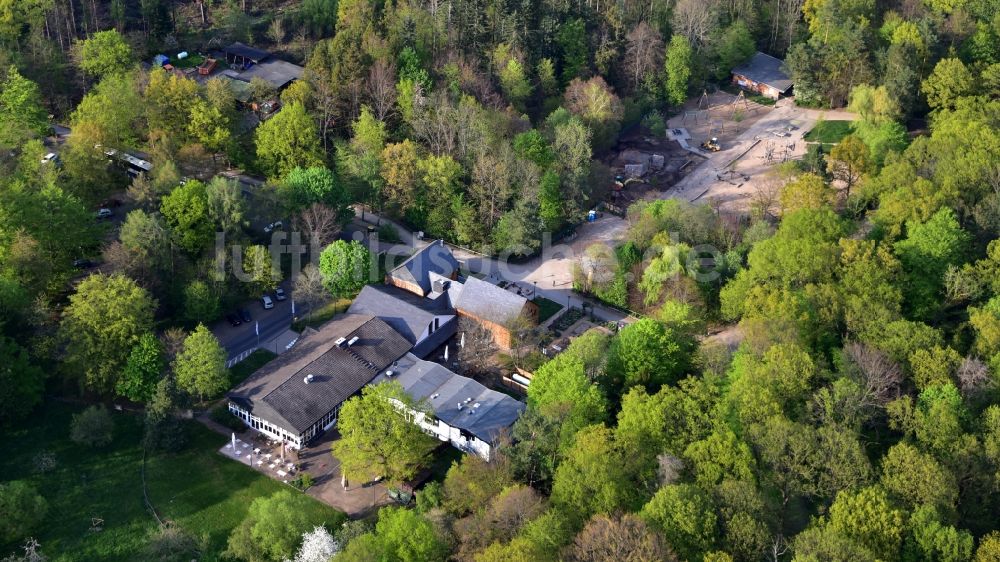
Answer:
top-left (226, 347), bottom-right (257, 369)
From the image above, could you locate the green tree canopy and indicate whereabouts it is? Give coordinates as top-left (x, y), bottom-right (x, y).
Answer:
top-left (255, 101), bottom-right (324, 179)
top-left (665, 35), bottom-right (693, 106)
top-left (526, 353), bottom-right (607, 448)
top-left (76, 29), bottom-right (134, 78)
top-left (331, 381), bottom-right (437, 485)
top-left (338, 507), bottom-right (447, 562)
top-left (922, 58), bottom-right (975, 111)
top-left (894, 207), bottom-right (970, 319)
top-left (225, 490), bottom-right (337, 562)
top-left (641, 483), bottom-right (718, 560)
top-left (551, 424), bottom-right (641, 524)
top-left (317, 240), bottom-right (372, 297)
top-left (116, 332), bottom-right (165, 403)
top-left (160, 179), bottom-right (215, 255)
top-left (70, 404), bottom-right (115, 447)
top-left (0, 67), bottom-right (48, 148)
top-left (0, 480), bottom-right (48, 544)
top-left (281, 166), bottom-right (351, 215)
top-left (59, 273), bottom-right (156, 394)
top-left (172, 324), bottom-right (228, 401)
top-left (605, 318), bottom-right (690, 393)
top-left (0, 336), bottom-right (44, 425)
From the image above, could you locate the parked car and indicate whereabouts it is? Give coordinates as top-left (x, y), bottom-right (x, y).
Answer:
top-left (261, 295), bottom-right (274, 310)
top-left (226, 313), bottom-right (242, 327)
top-left (41, 152), bottom-right (59, 165)
top-left (240, 309), bottom-right (252, 323)
top-left (95, 208), bottom-right (113, 219)
top-left (72, 258), bottom-right (93, 269)
top-left (263, 221), bottom-right (283, 233)
top-left (274, 288), bottom-right (287, 301)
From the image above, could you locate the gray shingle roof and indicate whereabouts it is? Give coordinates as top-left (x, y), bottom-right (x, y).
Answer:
top-left (377, 354), bottom-right (525, 443)
top-left (732, 52), bottom-right (793, 93)
top-left (238, 58), bottom-right (304, 89)
top-left (347, 284), bottom-right (452, 344)
top-left (227, 314), bottom-right (412, 434)
top-left (387, 240), bottom-right (460, 295)
top-left (453, 277), bottom-right (529, 325)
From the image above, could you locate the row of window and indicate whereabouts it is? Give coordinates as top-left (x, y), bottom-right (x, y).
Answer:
top-left (228, 403), bottom-right (303, 447)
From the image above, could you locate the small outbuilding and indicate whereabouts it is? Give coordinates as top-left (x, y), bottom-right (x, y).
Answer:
top-left (731, 52), bottom-right (793, 100)
top-left (223, 42), bottom-right (270, 68)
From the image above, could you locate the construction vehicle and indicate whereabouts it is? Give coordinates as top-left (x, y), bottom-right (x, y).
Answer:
top-left (701, 137), bottom-right (721, 152)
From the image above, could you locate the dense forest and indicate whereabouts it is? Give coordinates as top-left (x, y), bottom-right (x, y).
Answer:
top-left (2, 0), bottom-right (1000, 560)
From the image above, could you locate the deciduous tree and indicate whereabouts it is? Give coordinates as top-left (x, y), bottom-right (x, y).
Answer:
top-left (172, 324), bottom-right (228, 401)
top-left (664, 35), bottom-right (693, 107)
top-left (116, 333), bottom-right (165, 403)
top-left (0, 337), bottom-right (44, 426)
top-left (0, 67), bottom-right (48, 148)
top-left (59, 273), bottom-right (156, 394)
top-left (332, 382), bottom-right (437, 485)
top-left (76, 30), bottom-right (133, 78)
top-left (317, 240), bottom-right (372, 297)
top-left (255, 101), bottom-right (324, 179)
top-left (70, 405), bottom-right (115, 447)
top-left (0, 481), bottom-right (48, 544)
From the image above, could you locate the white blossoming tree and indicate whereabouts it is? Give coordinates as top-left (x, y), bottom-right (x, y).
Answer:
top-left (285, 526), bottom-right (339, 562)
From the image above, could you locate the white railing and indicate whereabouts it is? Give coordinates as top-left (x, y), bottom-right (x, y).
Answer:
top-left (226, 347), bottom-right (257, 369)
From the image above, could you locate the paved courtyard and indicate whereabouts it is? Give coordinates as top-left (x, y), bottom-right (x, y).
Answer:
top-left (217, 428), bottom-right (394, 518)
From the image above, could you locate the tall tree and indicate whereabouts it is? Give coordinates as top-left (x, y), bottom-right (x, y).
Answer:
top-left (551, 425), bottom-right (640, 524)
top-left (172, 324), bottom-right (228, 401)
top-left (59, 273), bottom-right (156, 394)
top-left (255, 101), bottom-right (324, 179)
top-left (116, 333), bottom-right (165, 403)
top-left (331, 382), bottom-right (437, 485)
top-left (160, 179), bottom-right (214, 255)
top-left (317, 240), bottom-right (372, 297)
top-left (75, 30), bottom-right (134, 79)
top-left (664, 35), bottom-right (693, 107)
top-left (827, 135), bottom-right (871, 199)
top-left (0, 337), bottom-right (44, 426)
top-left (0, 67), bottom-right (48, 148)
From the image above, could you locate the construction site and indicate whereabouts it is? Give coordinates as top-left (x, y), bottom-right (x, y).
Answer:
top-left (601, 90), bottom-right (853, 214)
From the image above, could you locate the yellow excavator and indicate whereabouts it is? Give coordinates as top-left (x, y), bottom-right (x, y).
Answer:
top-left (701, 137), bottom-right (721, 152)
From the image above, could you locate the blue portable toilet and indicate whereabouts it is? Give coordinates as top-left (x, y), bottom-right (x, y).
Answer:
top-left (587, 210), bottom-right (597, 222)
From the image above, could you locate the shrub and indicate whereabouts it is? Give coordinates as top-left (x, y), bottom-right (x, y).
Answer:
top-left (0, 481), bottom-right (48, 543)
top-left (377, 222), bottom-right (402, 243)
top-left (210, 403), bottom-right (246, 432)
top-left (70, 405), bottom-right (114, 448)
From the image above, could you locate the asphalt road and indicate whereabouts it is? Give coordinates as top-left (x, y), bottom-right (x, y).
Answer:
top-left (211, 289), bottom-right (296, 359)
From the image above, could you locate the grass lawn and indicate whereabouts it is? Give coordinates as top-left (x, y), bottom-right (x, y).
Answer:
top-left (171, 53), bottom-right (206, 69)
top-left (0, 401), bottom-right (344, 561)
top-left (534, 296), bottom-right (563, 324)
top-left (291, 298), bottom-right (353, 331)
top-left (803, 120), bottom-right (853, 143)
top-left (229, 349), bottom-right (277, 387)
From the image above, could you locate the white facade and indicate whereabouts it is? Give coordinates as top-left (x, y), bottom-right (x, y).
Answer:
top-left (390, 399), bottom-right (494, 461)
top-left (228, 402), bottom-right (340, 449)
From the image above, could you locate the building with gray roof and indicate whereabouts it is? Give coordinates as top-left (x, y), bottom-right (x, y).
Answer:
top-left (731, 52), bottom-right (793, 100)
top-left (347, 284), bottom-right (457, 358)
top-left (371, 353), bottom-right (525, 460)
top-left (227, 314), bottom-right (411, 448)
top-left (453, 276), bottom-right (538, 349)
top-left (238, 58), bottom-right (304, 90)
top-left (386, 240), bottom-right (460, 296)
